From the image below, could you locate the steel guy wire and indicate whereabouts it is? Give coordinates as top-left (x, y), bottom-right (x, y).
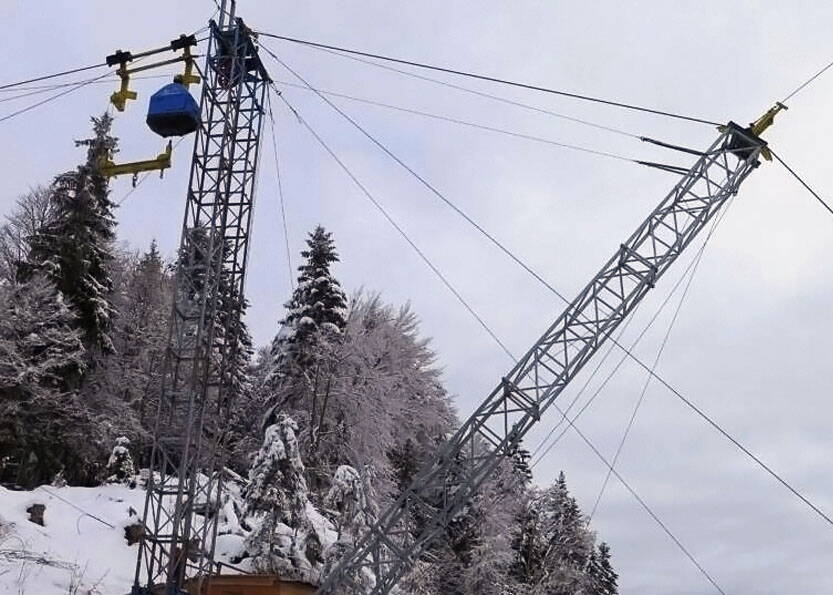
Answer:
top-left (297, 44), bottom-right (640, 139)
top-left (770, 149), bottom-right (833, 218)
top-left (256, 30), bottom-right (722, 127)
top-left (266, 89), bottom-right (296, 289)
top-left (270, 85), bottom-right (515, 361)
top-left (272, 79), bottom-right (640, 164)
top-left (782, 57), bottom-right (833, 103)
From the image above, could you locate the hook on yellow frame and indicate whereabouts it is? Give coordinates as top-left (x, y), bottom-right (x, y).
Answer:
top-left (98, 141), bottom-right (172, 184)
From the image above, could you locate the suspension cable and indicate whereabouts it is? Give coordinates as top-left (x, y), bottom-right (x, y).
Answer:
top-left (295, 44), bottom-right (641, 139)
top-left (256, 31), bottom-right (722, 127)
top-left (770, 149), bottom-right (833, 218)
top-left (266, 90), bottom-right (296, 289)
top-left (0, 62), bottom-right (108, 92)
top-left (273, 79), bottom-right (644, 165)
top-left (0, 71), bottom-right (113, 125)
top-left (270, 85), bottom-right (514, 360)
top-left (782, 57), bottom-right (833, 103)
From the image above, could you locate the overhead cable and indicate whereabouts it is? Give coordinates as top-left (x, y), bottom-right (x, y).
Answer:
top-left (551, 403), bottom-right (728, 595)
top-left (273, 79), bottom-right (640, 164)
top-left (270, 85), bottom-right (515, 361)
top-left (0, 71), bottom-right (113, 125)
top-left (782, 57), bottom-right (833, 103)
top-left (0, 62), bottom-right (107, 92)
top-left (256, 30), bottom-right (722, 126)
top-left (300, 45), bottom-right (640, 139)
top-left (770, 149), bottom-right (833, 218)
top-left (266, 90), bottom-right (296, 289)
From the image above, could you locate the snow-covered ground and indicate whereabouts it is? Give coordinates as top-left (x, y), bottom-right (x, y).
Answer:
top-left (0, 483), bottom-right (145, 594)
top-left (0, 475), bottom-right (339, 594)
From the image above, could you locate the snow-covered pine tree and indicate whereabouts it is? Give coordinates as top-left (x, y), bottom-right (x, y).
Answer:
top-left (120, 240), bottom-right (173, 426)
top-left (512, 471), bottom-right (597, 594)
top-left (242, 414), bottom-right (325, 581)
top-left (265, 225), bottom-right (346, 392)
top-left (277, 225), bottom-right (347, 355)
top-left (262, 226), bottom-right (347, 494)
top-left (0, 274), bottom-right (94, 486)
top-left (588, 542), bottom-right (618, 595)
top-left (19, 114), bottom-right (118, 354)
top-left (323, 465), bottom-right (377, 542)
top-left (105, 435), bottom-right (136, 484)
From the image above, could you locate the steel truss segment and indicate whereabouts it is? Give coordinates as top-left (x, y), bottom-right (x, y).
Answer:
top-left (133, 16), bottom-right (268, 595)
top-left (319, 123), bottom-right (765, 594)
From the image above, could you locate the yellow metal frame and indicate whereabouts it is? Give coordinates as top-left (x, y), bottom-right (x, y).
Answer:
top-left (101, 34), bottom-right (201, 179)
top-left (99, 141), bottom-right (172, 183)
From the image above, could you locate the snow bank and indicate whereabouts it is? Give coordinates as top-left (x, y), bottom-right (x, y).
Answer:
top-left (0, 483), bottom-right (144, 594)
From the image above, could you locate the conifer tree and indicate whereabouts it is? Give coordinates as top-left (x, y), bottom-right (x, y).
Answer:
top-left (267, 225), bottom-right (347, 384)
top-left (588, 542), bottom-right (618, 595)
top-left (20, 114), bottom-right (118, 354)
top-left (512, 471), bottom-right (596, 593)
top-left (0, 274), bottom-right (92, 486)
top-left (242, 414), bottom-right (324, 580)
top-left (262, 226), bottom-right (347, 493)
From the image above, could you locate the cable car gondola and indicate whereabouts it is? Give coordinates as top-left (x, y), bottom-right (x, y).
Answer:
top-left (146, 81), bottom-right (200, 137)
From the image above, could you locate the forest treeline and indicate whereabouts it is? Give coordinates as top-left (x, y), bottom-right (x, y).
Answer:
top-left (0, 115), bottom-right (618, 594)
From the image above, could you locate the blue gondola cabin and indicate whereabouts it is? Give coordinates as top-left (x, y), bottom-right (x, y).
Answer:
top-left (146, 82), bottom-right (200, 137)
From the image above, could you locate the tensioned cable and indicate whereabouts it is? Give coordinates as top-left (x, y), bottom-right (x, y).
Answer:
top-left (587, 197), bottom-right (724, 522)
top-left (266, 90), bottom-right (296, 289)
top-left (770, 149), bottom-right (833, 218)
top-left (0, 21), bottom-right (210, 93)
top-left (0, 73), bottom-right (174, 102)
top-left (270, 85), bottom-right (514, 360)
top-left (263, 48), bottom-right (833, 530)
top-left (0, 62), bottom-right (107, 92)
top-left (551, 402), bottom-right (727, 595)
top-left (0, 71), bottom-right (113, 125)
top-left (782, 57), bottom-right (833, 103)
top-left (273, 79), bottom-right (639, 164)
top-left (302, 45), bottom-right (639, 139)
top-left (256, 31), bottom-right (722, 127)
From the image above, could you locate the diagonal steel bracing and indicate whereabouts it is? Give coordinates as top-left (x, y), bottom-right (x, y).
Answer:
top-left (319, 123), bottom-right (767, 594)
top-left (133, 12), bottom-right (269, 595)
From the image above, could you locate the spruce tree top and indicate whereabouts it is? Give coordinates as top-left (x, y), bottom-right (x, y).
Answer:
top-left (283, 225), bottom-right (347, 342)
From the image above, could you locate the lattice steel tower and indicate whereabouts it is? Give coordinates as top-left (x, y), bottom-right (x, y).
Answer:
top-left (133, 2), bottom-right (269, 593)
top-left (319, 110), bottom-right (783, 593)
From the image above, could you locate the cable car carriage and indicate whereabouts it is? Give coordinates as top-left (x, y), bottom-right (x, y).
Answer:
top-left (146, 80), bottom-right (200, 137)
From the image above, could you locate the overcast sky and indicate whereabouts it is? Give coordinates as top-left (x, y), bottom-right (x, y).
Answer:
top-left (2, 1), bottom-right (833, 593)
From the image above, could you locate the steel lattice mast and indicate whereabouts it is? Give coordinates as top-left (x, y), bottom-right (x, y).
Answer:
top-left (133, 2), bottom-right (269, 593)
top-left (319, 120), bottom-right (776, 594)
